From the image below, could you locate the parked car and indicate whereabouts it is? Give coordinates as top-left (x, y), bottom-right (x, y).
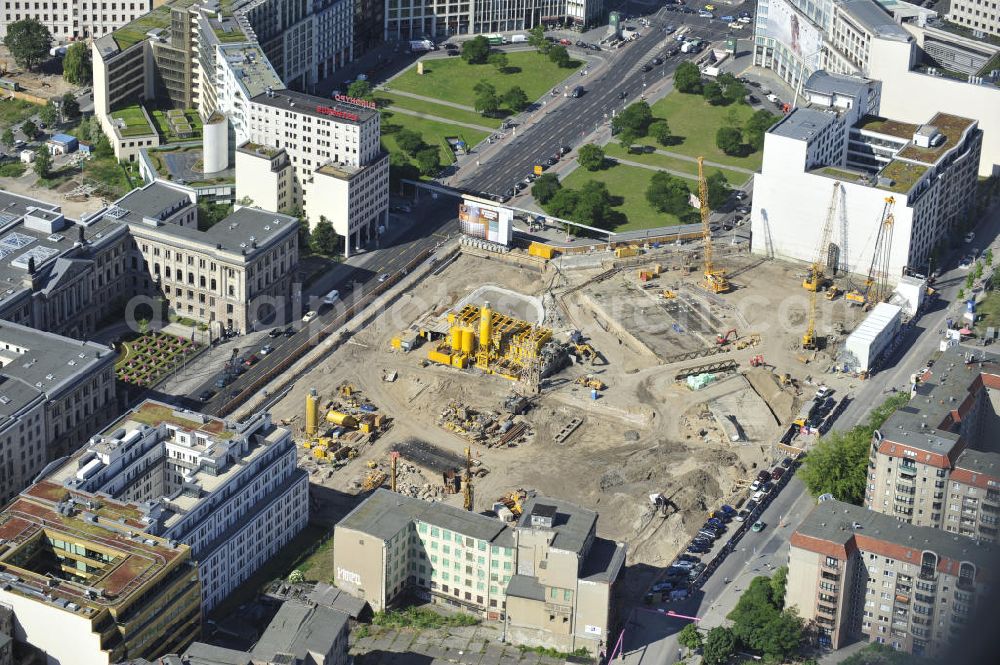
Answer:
top-left (284, 325), bottom-right (295, 335)
top-left (737, 205), bottom-right (751, 215)
top-left (771, 467), bottom-right (786, 481)
top-left (706, 517), bottom-right (724, 528)
top-left (735, 509), bottom-right (750, 521)
top-left (691, 562), bottom-right (707, 575)
top-left (652, 57), bottom-right (663, 65)
top-left (781, 456), bottom-right (794, 469)
top-left (677, 553), bottom-right (700, 563)
top-left (259, 344), bottom-right (274, 356)
top-left (687, 543), bottom-right (710, 553)
top-left (751, 520), bottom-right (766, 532)
top-left (959, 255), bottom-right (974, 269)
top-left (761, 481), bottom-right (774, 493)
top-left (671, 560), bottom-right (695, 569)
top-left (641, 64), bottom-right (652, 72)
top-left (745, 499), bottom-right (759, 513)
top-left (546, 156), bottom-right (558, 166)
top-left (214, 376), bottom-right (230, 389)
top-left (750, 479), bottom-right (762, 492)
top-left (965, 231), bottom-right (975, 243)
top-left (560, 145), bottom-right (571, 155)
top-left (697, 529), bottom-right (719, 540)
top-left (268, 327), bottom-right (283, 338)
top-left (378, 273), bottom-right (390, 283)
top-left (815, 385), bottom-right (832, 399)
top-left (720, 504), bottom-right (736, 517)
top-left (651, 581), bottom-right (675, 592)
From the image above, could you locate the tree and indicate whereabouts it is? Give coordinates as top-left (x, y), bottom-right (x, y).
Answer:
top-left (745, 109), bottom-right (778, 152)
top-left (488, 51), bottom-right (508, 73)
top-left (346, 79), bottom-right (373, 100)
top-left (718, 73), bottom-right (748, 105)
top-left (389, 150), bottom-right (420, 188)
top-left (706, 171), bottom-right (730, 210)
top-left (502, 86), bottom-right (529, 112)
top-left (841, 643), bottom-right (920, 665)
top-left (415, 146), bottom-right (441, 176)
top-left (60, 92), bottom-right (80, 120)
top-left (770, 565), bottom-right (788, 607)
top-left (702, 626), bottom-right (736, 665)
top-left (674, 61), bottom-right (702, 94)
top-left (966, 271), bottom-right (975, 289)
top-left (574, 180), bottom-right (614, 228)
top-left (546, 188), bottom-right (579, 219)
top-left (62, 41), bottom-right (91, 84)
top-left (532, 173), bottom-right (561, 204)
top-left (528, 25), bottom-right (549, 53)
top-left (649, 120), bottom-right (671, 146)
top-left (548, 44), bottom-right (570, 68)
top-left (678, 623), bottom-right (702, 652)
top-left (461, 36), bottom-right (490, 64)
top-left (799, 393), bottom-right (909, 503)
top-left (21, 120), bottom-right (37, 140)
top-left (197, 202), bottom-right (232, 230)
top-left (4, 18), bottom-right (51, 71)
top-left (474, 87), bottom-right (500, 117)
top-left (975, 261), bottom-right (984, 279)
top-left (728, 576), bottom-right (781, 652)
top-left (577, 144), bottom-right (604, 171)
top-left (703, 81), bottom-right (725, 105)
top-left (39, 102), bottom-right (58, 127)
top-left (758, 609), bottom-right (803, 661)
top-left (395, 129), bottom-right (424, 155)
top-left (716, 126), bottom-right (743, 156)
top-left (309, 218), bottom-right (339, 255)
top-left (646, 172), bottom-right (690, 216)
top-left (618, 128), bottom-right (638, 153)
top-left (0, 128), bottom-right (13, 149)
top-left (985, 248), bottom-right (994, 266)
top-left (33, 149), bottom-right (51, 178)
top-left (612, 100), bottom-right (653, 137)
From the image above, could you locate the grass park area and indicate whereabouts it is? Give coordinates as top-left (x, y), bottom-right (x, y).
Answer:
top-left (974, 289), bottom-right (1000, 335)
top-left (562, 162), bottom-right (686, 232)
top-left (110, 105), bottom-right (156, 137)
top-left (633, 92), bottom-right (766, 171)
top-left (376, 91), bottom-right (501, 129)
top-left (381, 110), bottom-right (489, 168)
top-left (389, 51), bottom-right (580, 109)
top-left (0, 98), bottom-right (40, 131)
top-left (603, 143), bottom-right (750, 187)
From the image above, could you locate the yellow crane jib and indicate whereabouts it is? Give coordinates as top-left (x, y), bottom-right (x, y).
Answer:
top-left (697, 157), bottom-right (730, 294)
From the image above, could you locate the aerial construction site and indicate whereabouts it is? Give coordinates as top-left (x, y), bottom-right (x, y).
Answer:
top-left (258, 174), bottom-right (883, 575)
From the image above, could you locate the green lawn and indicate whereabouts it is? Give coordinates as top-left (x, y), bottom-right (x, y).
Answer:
top-left (604, 143), bottom-right (750, 186)
top-left (150, 108), bottom-right (204, 142)
top-left (382, 110), bottom-right (489, 167)
top-left (375, 91), bottom-right (501, 129)
top-left (110, 105), bottom-right (156, 137)
top-left (389, 51), bottom-right (580, 108)
top-left (974, 289), bottom-right (1000, 335)
top-left (0, 98), bottom-right (41, 131)
top-left (562, 162), bottom-right (688, 232)
top-left (636, 92), bottom-right (767, 171)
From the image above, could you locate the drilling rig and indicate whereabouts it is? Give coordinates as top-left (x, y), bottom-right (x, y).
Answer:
top-left (463, 447), bottom-right (474, 511)
top-left (802, 183), bottom-right (841, 350)
top-left (698, 157), bottom-right (730, 294)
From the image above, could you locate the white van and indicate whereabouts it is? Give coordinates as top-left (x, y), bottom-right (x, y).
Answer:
top-left (510, 34), bottom-right (528, 43)
top-left (323, 289), bottom-right (340, 305)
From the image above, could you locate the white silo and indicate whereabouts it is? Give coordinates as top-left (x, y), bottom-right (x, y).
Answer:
top-left (202, 112), bottom-right (229, 174)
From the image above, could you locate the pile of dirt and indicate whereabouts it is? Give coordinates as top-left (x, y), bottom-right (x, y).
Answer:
top-left (745, 367), bottom-right (795, 424)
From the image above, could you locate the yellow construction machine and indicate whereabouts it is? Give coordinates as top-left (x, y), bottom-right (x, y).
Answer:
top-left (497, 489), bottom-right (527, 517)
top-left (662, 289), bottom-right (677, 299)
top-left (575, 376), bottom-right (606, 391)
top-left (802, 184), bottom-right (841, 350)
top-left (697, 157), bottom-right (730, 294)
top-left (571, 342), bottom-right (599, 364)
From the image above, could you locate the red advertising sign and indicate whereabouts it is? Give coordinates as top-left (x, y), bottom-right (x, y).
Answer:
top-left (334, 94), bottom-right (376, 109)
top-left (316, 106), bottom-right (360, 122)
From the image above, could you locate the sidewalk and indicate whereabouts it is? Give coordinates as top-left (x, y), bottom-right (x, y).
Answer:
top-left (385, 105), bottom-right (494, 132)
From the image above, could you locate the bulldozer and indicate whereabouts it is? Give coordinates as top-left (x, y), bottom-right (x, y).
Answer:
top-left (575, 375), bottom-right (606, 391)
top-left (825, 286), bottom-right (841, 301)
top-left (662, 289), bottom-right (677, 299)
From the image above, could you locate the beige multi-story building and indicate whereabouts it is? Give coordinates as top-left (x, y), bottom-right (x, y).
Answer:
top-left (0, 483), bottom-right (202, 664)
top-left (947, 0), bottom-right (1000, 38)
top-left (865, 349), bottom-right (1000, 542)
top-left (0, 320), bottom-right (118, 504)
top-left (0, 0), bottom-right (154, 40)
top-left (93, 181), bottom-right (300, 334)
top-left (334, 489), bottom-right (625, 655)
top-left (788, 499), bottom-right (992, 657)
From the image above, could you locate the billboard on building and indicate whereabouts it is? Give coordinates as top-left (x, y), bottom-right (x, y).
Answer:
top-left (459, 197), bottom-right (513, 246)
top-left (765, 0), bottom-right (823, 66)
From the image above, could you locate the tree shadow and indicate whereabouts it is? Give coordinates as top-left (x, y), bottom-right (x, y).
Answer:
top-left (502, 66), bottom-right (522, 74)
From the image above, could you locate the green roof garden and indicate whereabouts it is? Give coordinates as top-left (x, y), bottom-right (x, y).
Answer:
top-left (110, 105), bottom-right (157, 138)
top-left (896, 112), bottom-right (975, 164)
top-left (112, 0), bottom-right (200, 51)
top-left (818, 166), bottom-right (864, 183)
top-left (877, 160), bottom-right (928, 194)
top-left (855, 115), bottom-right (919, 140)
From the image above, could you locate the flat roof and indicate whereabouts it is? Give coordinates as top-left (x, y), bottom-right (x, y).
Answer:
top-left (506, 574), bottom-right (545, 601)
top-left (836, 0), bottom-right (911, 41)
top-left (855, 115), bottom-right (921, 140)
top-left (896, 113), bottom-right (977, 164)
top-left (250, 89), bottom-right (379, 125)
top-left (250, 601), bottom-right (348, 662)
top-left (769, 108), bottom-right (838, 142)
top-left (804, 71), bottom-right (871, 99)
top-left (219, 43), bottom-right (283, 99)
top-left (518, 495), bottom-right (596, 555)
top-left (338, 488), bottom-right (509, 544)
top-left (793, 498), bottom-right (996, 572)
top-left (0, 320), bottom-right (115, 421)
top-left (107, 182), bottom-right (297, 259)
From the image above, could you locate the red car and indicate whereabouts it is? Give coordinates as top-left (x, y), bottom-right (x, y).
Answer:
top-left (559, 38), bottom-right (572, 45)
top-left (771, 467), bottom-right (786, 481)
top-left (243, 354), bottom-right (259, 367)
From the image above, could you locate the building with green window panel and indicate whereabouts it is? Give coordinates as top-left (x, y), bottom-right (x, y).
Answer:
top-left (333, 489), bottom-right (625, 655)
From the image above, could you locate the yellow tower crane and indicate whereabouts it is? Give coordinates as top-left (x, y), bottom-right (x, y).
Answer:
top-left (698, 157), bottom-right (730, 294)
top-left (463, 447), bottom-right (474, 512)
top-left (844, 197), bottom-right (896, 307)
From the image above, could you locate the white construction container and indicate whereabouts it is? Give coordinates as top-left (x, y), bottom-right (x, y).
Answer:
top-left (843, 303), bottom-right (902, 373)
top-left (891, 275), bottom-right (926, 317)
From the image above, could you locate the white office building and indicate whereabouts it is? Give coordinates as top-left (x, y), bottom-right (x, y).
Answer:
top-left (42, 398), bottom-right (310, 612)
top-left (383, 0), bottom-right (605, 40)
top-left (0, 0), bottom-right (153, 40)
top-left (751, 72), bottom-right (981, 282)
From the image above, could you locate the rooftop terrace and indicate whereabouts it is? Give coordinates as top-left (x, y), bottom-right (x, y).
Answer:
top-left (856, 115), bottom-right (920, 140)
top-left (877, 159), bottom-right (929, 193)
top-left (110, 105), bottom-right (157, 138)
top-left (112, 0), bottom-right (200, 51)
top-left (896, 112), bottom-right (976, 164)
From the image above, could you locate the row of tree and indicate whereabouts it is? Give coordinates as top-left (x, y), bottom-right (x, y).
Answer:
top-left (3, 18), bottom-right (91, 82)
top-left (678, 568), bottom-right (802, 665)
top-left (646, 170), bottom-right (729, 219)
top-left (473, 80), bottom-right (529, 116)
top-left (533, 175), bottom-right (617, 230)
top-left (716, 108), bottom-right (779, 157)
top-left (798, 393), bottom-right (910, 503)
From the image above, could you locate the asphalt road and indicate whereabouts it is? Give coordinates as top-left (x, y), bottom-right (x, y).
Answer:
top-left (458, 2), bottom-right (750, 198)
top-left (191, 197), bottom-right (460, 415)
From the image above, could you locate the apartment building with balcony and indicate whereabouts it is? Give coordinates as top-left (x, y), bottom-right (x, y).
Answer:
top-left (0, 486), bottom-right (201, 664)
top-left (788, 499), bottom-right (992, 657)
top-left (38, 399), bottom-right (309, 612)
top-left (333, 489), bottom-right (625, 655)
top-left (865, 349), bottom-right (1000, 542)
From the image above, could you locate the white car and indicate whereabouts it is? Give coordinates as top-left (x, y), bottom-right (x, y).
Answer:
top-left (959, 256), bottom-right (973, 269)
top-left (729, 22), bottom-right (743, 29)
top-left (302, 311), bottom-right (317, 323)
top-left (964, 231), bottom-right (975, 243)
